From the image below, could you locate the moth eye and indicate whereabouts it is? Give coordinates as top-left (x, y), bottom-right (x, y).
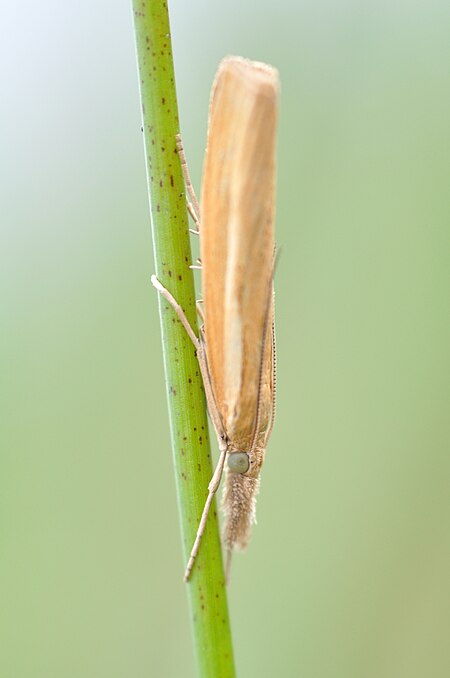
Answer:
top-left (227, 452), bottom-right (250, 474)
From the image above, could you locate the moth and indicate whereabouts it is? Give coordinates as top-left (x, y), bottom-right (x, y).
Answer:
top-left (152, 56), bottom-right (279, 581)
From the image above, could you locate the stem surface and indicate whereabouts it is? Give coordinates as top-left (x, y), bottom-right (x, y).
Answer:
top-left (132, 2), bottom-right (235, 676)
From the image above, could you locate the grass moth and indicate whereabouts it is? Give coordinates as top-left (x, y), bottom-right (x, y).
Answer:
top-left (152, 56), bottom-right (279, 581)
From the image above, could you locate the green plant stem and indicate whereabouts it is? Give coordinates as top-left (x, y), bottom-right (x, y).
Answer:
top-left (132, 2), bottom-right (235, 676)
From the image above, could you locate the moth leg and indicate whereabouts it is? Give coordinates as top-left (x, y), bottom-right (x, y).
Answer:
top-left (182, 349), bottom-right (230, 581)
top-left (176, 133), bottom-right (200, 232)
top-left (151, 275), bottom-right (223, 439)
top-left (152, 275), bottom-right (228, 580)
top-left (184, 439), bottom-right (228, 582)
top-left (195, 346), bottom-right (227, 453)
top-left (196, 299), bottom-right (204, 323)
top-left (189, 257), bottom-right (202, 271)
top-left (187, 201), bottom-right (200, 235)
top-left (150, 275), bottom-right (199, 347)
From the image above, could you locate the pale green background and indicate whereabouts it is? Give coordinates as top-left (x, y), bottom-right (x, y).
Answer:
top-left (2, 1), bottom-right (449, 677)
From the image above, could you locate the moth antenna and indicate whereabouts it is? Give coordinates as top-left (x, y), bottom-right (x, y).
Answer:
top-left (265, 309), bottom-right (277, 446)
top-left (248, 286), bottom-right (273, 454)
top-left (176, 133), bottom-right (200, 221)
top-left (249, 249), bottom-right (279, 455)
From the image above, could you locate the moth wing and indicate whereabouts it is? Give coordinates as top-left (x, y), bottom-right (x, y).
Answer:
top-left (200, 57), bottom-right (278, 448)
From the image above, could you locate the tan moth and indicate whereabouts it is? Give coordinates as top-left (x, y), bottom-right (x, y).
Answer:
top-left (152, 56), bottom-right (279, 581)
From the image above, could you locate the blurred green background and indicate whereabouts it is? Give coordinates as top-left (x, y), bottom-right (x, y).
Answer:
top-left (2, 1), bottom-right (449, 676)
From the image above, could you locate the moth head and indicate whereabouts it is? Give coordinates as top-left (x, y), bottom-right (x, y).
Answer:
top-left (227, 451), bottom-right (250, 474)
